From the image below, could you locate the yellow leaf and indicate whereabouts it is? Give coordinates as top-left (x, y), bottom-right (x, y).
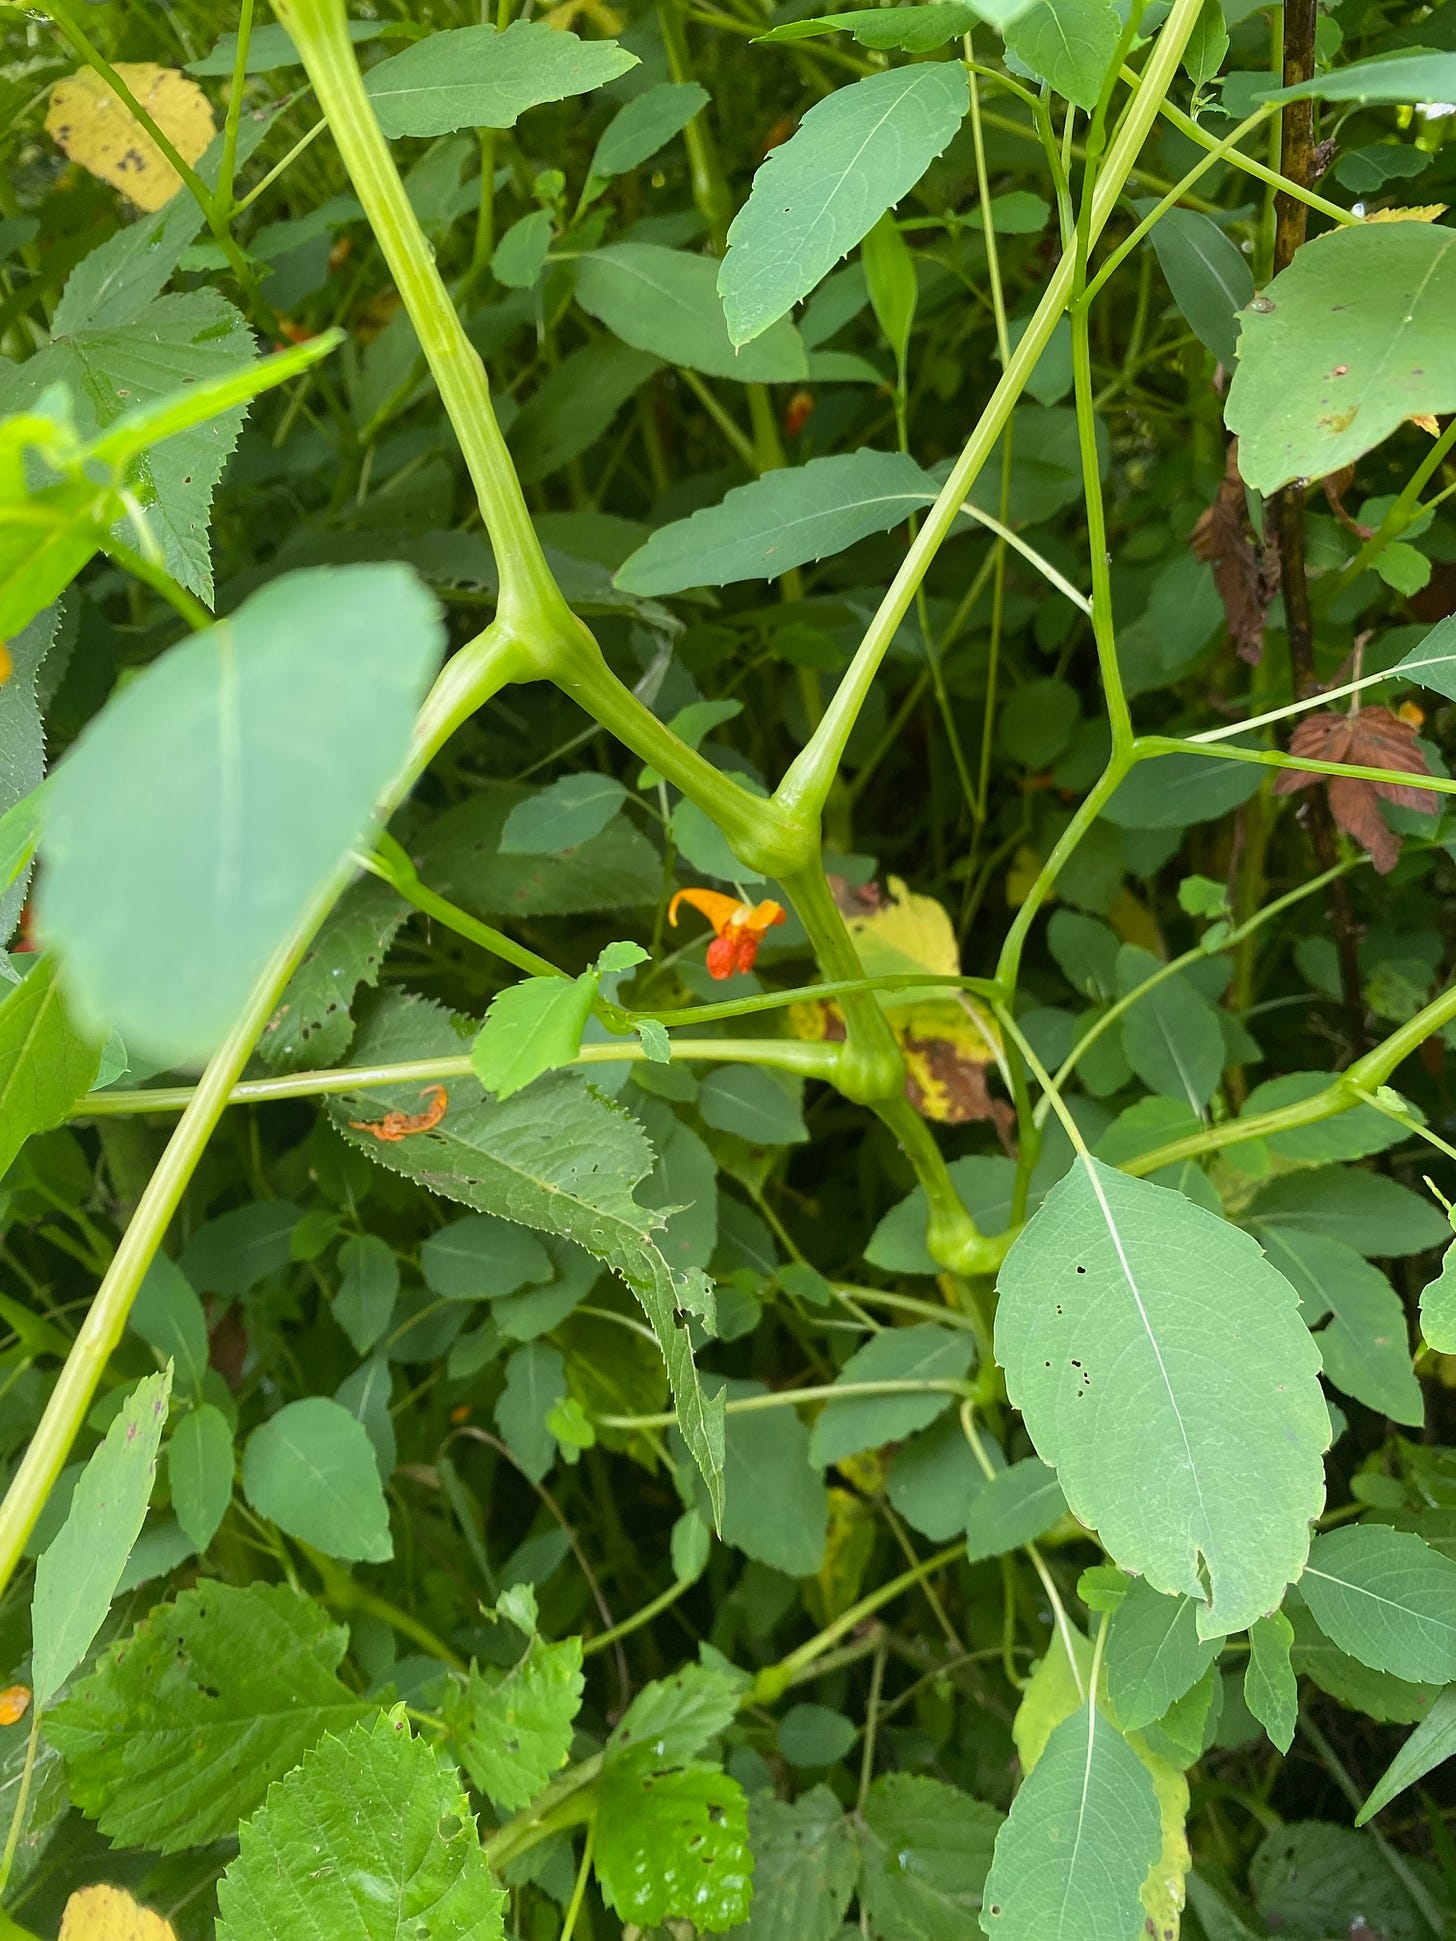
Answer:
top-left (1362, 204), bottom-right (1448, 224)
top-left (843, 874), bottom-right (959, 997)
top-left (809, 1486), bottom-right (875, 1622)
top-left (543, 0), bottom-right (626, 28)
top-left (1412, 414), bottom-right (1441, 437)
top-left (896, 996), bottom-right (1007, 1126)
top-left (1014, 1626), bottom-right (1191, 1939)
top-left (59, 1884), bottom-right (178, 1941)
top-left (1006, 845), bottom-right (1045, 909)
top-left (1105, 886), bottom-right (1163, 956)
top-left (46, 65), bottom-right (214, 212)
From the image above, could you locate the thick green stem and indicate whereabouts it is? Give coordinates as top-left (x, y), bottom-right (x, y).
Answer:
top-left (271, 0), bottom-right (562, 633)
top-left (0, 630), bottom-right (523, 1594)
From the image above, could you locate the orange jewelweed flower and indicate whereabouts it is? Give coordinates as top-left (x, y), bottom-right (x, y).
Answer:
top-left (669, 888), bottom-right (786, 979)
top-left (0, 1684), bottom-right (31, 1726)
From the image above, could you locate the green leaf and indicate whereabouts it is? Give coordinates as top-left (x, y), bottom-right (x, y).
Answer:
top-left (1227, 224), bottom-right (1456, 494)
top-left (759, 3), bottom-right (978, 51)
top-left (981, 1699), bottom-right (1163, 1941)
top-left (128, 1253), bottom-right (209, 1396)
top-left (1250, 1820), bottom-right (1432, 1941)
top-left (366, 21), bottom-right (636, 136)
top-left (719, 65), bottom-right (967, 345)
top-left (472, 974), bottom-right (597, 1099)
top-left (496, 1342), bottom-right (566, 1479)
top-left (1004, 0), bottom-right (1121, 109)
top-left (616, 449), bottom-right (936, 595)
top-left (508, 340), bottom-right (661, 484)
top-left (501, 774), bottom-right (628, 854)
top-left (1288, 1597), bottom-right (1440, 1724)
top-left (0, 605), bottom-right (59, 944)
top-left (1116, 945), bottom-right (1225, 1111)
top-left (590, 80), bottom-right (708, 178)
top-left (216, 1706), bottom-right (505, 1941)
top-left (996, 1159), bottom-right (1328, 1635)
top-left (1244, 1610), bottom-right (1297, 1754)
top-left (964, 1457), bottom-right (1067, 1562)
top-left (421, 1214), bottom-right (552, 1300)
top-left (190, 18), bottom-right (385, 74)
top-left (1241, 1070), bottom-right (1415, 1162)
top-left (735, 1785), bottom-right (857, 1941)
top-left (36, 565), bottom-right (444, 1066)
top-left (52, 115), bottom-right (275, 333)
top-left (609, 1662), bottom-right (743, 1765)
top-left (256, 876), bottom-right (408, 1072)
top-left (413, 781), bottom-right (660, 917)
top-left (180, 1201), bottom-right (301, 1295)
top-left (1419, 1241), bottom-right (1456, 1351)
top-left (777, 1703), bottom-right (855, 1766)
top-left (334, 997), bottom-right (725, 1523)
top-left (577, 243), bottom-right (808, 383)
top-left (1182, 0), bottom-right (1229, 88)
top-left (0, 293), bottom-right (256, 600)
top-left (31, 1367), bottom-right (170, 1709)
top-left (859, 1774), bottom-right (1000, 1939)
top-left (1101, 744), bottom-right (1266, 828)
top-left (491, 208), bottom-right (552, 290)
top-left (698, 1066), bottom-right (808, 1144)
top-left (1252, 1226), bottom-right (1422, 1426)
top-left (1391, 612), bottom-right (1456, 702)
top-left (1000, 678), bottom-right (1080, 769)
top-left (48, 1582), bottom-right (371, 1851)
top-left (0, 956), bottom-right (101, 1179)
top-left (716, 1379), bottom-right (828, 1574)
top-left (1299, 1525), bottom-right (1456, 1685)
top-left (1105, 1578), bottom-right (1223, 1733)
top-left (167, 1403), bottom-right (234, 1553)
top-left (242, 1397), bottom-right (393, 1563)
top-left (332, 1233), bottom-right (400, 1353)
top-left (595, 1748), bottom-right (752, 1932)
top-left (0, 791), bottom-right (44, 950)
top-left (1144, 206), bottom-right (1253, 369)
top-left (1357, 1684), bottom-right (1456, 1824)
top-left (862, 212), bottom-right (918, 371)
top-left (1048, 910), bottom-right (1119, 1001)
top-left (1242, 1165), bottom-right (1450, 1258)
top-left (808, 1324), bottom-right (974, 1468)
top-left (446, 1634), bottom-right (584, 1812)
top-left (1259, 48), bottom-right (1456, 105)
top-left (888, 1415), bottom-right (983, 1540)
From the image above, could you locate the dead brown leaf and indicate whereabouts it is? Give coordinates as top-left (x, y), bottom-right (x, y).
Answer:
top-left (1274, 705), bottom-right (1438, 873)
top-left (1191, 438), bottom-right (1276, 664)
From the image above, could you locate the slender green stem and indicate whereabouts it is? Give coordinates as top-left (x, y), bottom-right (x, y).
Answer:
top-left (584, 1577), bottom-right (693, 1656)
top-left (271, 0), bottom-right (561, 631)
top-left (77, 1036), bottom-right (843, 1118)
top-left (751, 1543), bottom-right (965, 1704)
top-left (1130, 74), bottom-right (1358, 228)
top-left (0, 628), bottom-right (524, 1594)
top-left (360, 835), bottom-right (567, 985)
top-left (597, 1377), bottom-right (975, 1432)
top-left (995, 757), bottom-right (1131, 990)
top-left (774, 0), bottom-right (1209, 824)
top-left (1316, 413), bottom-right (1456, 606)
top-left (1142, 732), bottom-right (1456, 802)
top-left (218, 0), bottom-right (256, 214)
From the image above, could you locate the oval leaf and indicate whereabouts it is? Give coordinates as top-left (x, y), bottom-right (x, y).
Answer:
top-left (719, 64), bottom-right (968, 346)
top-left (1226, 223), bottom-right (1456, 493)
top-left (365, 21), bottom-right (636, 137)
top-left (1300, 1525), bottom-right (1456, 1686)
top-left (995, 1159), bottom-right (1328, 1635)
top-left (35, 565), bottom-right (444, 1065)
top-left (242, 1397), bottom-right (392, 1563)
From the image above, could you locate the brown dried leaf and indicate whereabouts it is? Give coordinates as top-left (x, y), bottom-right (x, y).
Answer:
top-left (1275, 705), bottom-right (1438, 872)
top-left (1191, 438), bottom-right (1275, 664)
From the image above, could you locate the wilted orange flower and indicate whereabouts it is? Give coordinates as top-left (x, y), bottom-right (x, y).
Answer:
top-left (669, 888), bottom-right (786, 979)
top-left (0, 1685), bottom-right (31, 1725)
